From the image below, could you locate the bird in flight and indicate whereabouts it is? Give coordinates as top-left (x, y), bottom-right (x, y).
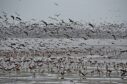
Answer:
top-left (41, 20), bottom-right (48, 26)
top-left (54, 2), bottom-right (59, 6)
top-left (16, 17), bottom-right (22, 21)
top-left (11, 15), bottom-right (15, 20)
top-left (69, 18), bottom-right (74, 23)
top-left (88, 23), bottom-right (94, 28)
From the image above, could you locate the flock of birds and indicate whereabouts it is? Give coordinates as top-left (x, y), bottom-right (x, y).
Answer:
top-left (0, 12), bottom-right (127, 83)
top-left (0, 12), bottom-right (127, 40)
top-left (0, 41), bottom-right (127, 58)
top-left (0, 53), bottom-right (127, 79)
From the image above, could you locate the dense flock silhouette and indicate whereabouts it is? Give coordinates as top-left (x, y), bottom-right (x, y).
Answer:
top-left (0, 13), bottom-right (127, 84)
top-left (0, 13), bottom-right (127, 39)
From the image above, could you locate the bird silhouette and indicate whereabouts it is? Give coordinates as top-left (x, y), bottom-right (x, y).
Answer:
top-left (24, 31), bottom-right (28, 36)
top-left (16, 17), bottom-right (21, 21)
top-left (88, 23), bottom-right (94, 28)
top-left (61, 20), bottom-right (65, 23)
top-left (69, 19), bottom-right (74, 23)
top-left (43, 28), bottom-right (47, 32)
top-left (79, 70), bottom-right (88, 79)
top-left (54, 3), bottom-right (59, 6)
top-left (11, 15), bottom-right (15, 20)
top-left (82, 37), bottom-right (87, 40)
top-left (112, 35), bottom-right (116, 40)
top-left (41, 20), bottom-right (48, 26)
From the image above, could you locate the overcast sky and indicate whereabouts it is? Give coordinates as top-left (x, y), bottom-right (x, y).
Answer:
top-left (0, 0), bottom-right (127, 23)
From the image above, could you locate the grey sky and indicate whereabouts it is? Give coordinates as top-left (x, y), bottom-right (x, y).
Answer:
top-left (0, 0), bottom-right (127, 23)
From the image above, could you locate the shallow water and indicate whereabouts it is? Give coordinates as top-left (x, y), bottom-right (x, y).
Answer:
top-left (0, 71), bottom-right (127, 84)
